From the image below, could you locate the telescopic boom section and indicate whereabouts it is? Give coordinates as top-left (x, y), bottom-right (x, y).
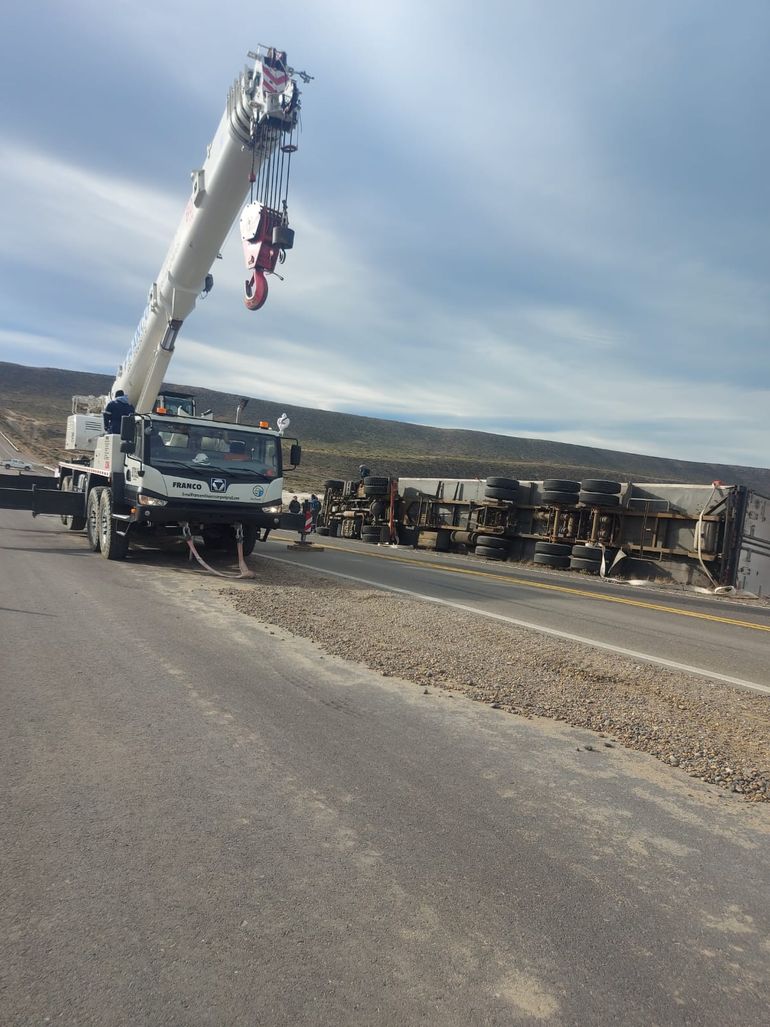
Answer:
top-left (113, 48), bottom-right (301, 413)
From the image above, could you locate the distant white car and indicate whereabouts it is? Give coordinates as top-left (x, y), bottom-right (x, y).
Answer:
top-left (4, 458), bottom-right (31, 470)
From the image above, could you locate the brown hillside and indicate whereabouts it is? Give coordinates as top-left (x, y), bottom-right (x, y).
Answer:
top-left (1, 360), bottom-right (768, 493)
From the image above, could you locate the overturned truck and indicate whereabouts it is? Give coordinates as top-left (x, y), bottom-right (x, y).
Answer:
top-left (318, 475), bottom-right (770, 594)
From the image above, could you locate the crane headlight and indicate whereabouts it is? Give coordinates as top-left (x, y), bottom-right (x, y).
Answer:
top-left (138, 495), bottom-right (168, 507)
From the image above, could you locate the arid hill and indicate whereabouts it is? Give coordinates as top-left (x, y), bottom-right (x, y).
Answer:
top-left (1, 360), bottom-right (768, 493)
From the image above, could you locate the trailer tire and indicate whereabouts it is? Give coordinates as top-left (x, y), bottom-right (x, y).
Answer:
top-left (323, 479), bottom-right (344, 490)
top-left (533, 553), bottom-right (570, 569)
top-left (362, 476), bottom-right (389, 487)
top-left (483, 487), bottom-right (518, 502)
top-left (570, 545), bottom-right (602, 560)
top-left (542, 490), bottom-right (579, 506)
top-left (61, 476), bottom-right (87, 531)
top-left (361, 526), bottom-right (387, 544)
top-left (485, 477), bottom-right (519, 491)
top-left (316, 526), bottom-right (330, 536)
top-left (570, 557), bottom-right (601, 573)
top-left (534, 541), bottom-right (572, 556)
top-left (98, 489), bottom-right (128, 561)
top-left (579, 491), bottom-right (620, 507)
top-left (476, 535), bottom-right (508, 550)
top-left (86, 487), bottom-right (104, 552)
top-left (580, 479), bottom-right (621, 494)
top-left (475, 545), bottom-right (506, 561)
top-left (364, 484), bottom-right (388, 497)
top-left (543, 479), bottom-right (580, 492)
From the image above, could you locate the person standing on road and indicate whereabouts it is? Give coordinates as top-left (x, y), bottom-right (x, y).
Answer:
top-left (103, 391), bottom-right (135, 434)
top-left (288, 495), bottom-right (301, 514)
top-left (309, 493), bottom-right (321, 530)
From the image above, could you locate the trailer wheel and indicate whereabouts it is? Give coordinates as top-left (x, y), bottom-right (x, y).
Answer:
top-left (323, 479), bottom-right (344, 490)
top-left (580, 479), bottom-right (621, 494)
top-left (61, 476), bottom-right (87, 531)
top-left (361, 524), bottom-right (388, 544)
top-left (485, 477), bottom-right (519, 491)
top-left (475, 544), bottom-right (507, 561)
top-left (476, 535), bottom-right (508, 550)
top-left (533, 553), bottom-right (571, 569)
top-left (483, 487), bottom-right (518, 502)
top-left (362, 476), bottom-right (389, 487)
top-left (570, 557), bottom-right (601, 573)
top-left (98, 489), bottom-right (128, 561)
top-left (543, 479), bottom-right (580, 492)
top-left (541, 490), bottom-right (579, 506)
top-left (571, 545), bottom-right (602, 560)
top-left (579, 491), bottom-right (620, 507)
top-left (534, 541), bottom-right (572, 557)
top-left (364, 484), bottom-right (388, 497)
top-left (86, 487), bottom-right (104, 552)
top-left (316, 526), bottom-right (330, 536)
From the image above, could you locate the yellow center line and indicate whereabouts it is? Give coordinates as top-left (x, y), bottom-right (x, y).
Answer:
top-left (277, 534), bottom-right (770, 634)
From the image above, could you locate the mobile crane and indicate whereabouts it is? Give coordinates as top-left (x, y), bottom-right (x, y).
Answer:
top-left (0, 46), bottom-right (308, 571)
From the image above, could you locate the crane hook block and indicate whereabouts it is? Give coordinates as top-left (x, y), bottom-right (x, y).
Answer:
top-left (244, 271), bottom-right (268, 311)
top-left (240, 202), bottom-right (292, 310)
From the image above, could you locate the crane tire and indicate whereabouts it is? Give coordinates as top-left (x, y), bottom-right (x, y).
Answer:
top-left (98, 489), bottom-right (128, 561)
top-left (86, 487), bottom-right (104, 551)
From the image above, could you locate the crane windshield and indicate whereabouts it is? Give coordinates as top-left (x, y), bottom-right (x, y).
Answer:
top-left (146, 419), bottom-right (280, 481)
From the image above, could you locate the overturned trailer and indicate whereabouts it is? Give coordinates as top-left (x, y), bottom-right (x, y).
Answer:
top-left (319, 475), bottom-right (770, 594)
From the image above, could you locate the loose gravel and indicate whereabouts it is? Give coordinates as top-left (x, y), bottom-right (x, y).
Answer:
top-left (222, 558), bottom-right (770, 803)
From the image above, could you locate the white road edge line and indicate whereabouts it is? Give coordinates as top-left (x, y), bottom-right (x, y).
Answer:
top-left (260, 554), bottom-right (770, 696)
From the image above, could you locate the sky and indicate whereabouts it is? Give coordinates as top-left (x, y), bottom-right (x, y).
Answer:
top-left (0, 1), bottom-right (768, 467)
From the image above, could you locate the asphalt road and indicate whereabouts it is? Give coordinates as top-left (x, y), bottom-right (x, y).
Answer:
top-left (265, 532), bottom-right (770, 691)
top-left (2, 509), bottom-right (769, 1026)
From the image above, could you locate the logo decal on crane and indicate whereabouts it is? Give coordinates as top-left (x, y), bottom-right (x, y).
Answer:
top-left (210, 478), bottom-right (228, 493)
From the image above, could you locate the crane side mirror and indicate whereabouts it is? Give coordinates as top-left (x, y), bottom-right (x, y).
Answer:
top-left (119, 416), bottom-right (137, 454)
top-left (289, 443), bottom-right (301, 468)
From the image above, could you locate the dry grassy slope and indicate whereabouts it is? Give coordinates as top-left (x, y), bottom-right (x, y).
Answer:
top-left (2, 360), bottom-right (769, 492)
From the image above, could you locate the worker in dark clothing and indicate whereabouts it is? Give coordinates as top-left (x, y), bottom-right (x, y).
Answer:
top-left (103, 390), bottom-right (135, 434)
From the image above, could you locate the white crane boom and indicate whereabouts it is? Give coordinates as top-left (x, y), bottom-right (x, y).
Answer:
top-left (113, 47), bottom-right (301, 414)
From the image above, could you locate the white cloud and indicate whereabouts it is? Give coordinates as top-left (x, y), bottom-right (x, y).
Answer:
top-left (1, 3), bottom-right (768, 470)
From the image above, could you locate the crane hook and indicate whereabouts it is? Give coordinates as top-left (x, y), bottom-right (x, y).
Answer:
top-left (244, 270), bottom-right (268, 311)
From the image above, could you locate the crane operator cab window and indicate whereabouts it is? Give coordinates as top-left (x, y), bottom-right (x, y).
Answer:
top-left (147, 420), bottom-right (280, 480)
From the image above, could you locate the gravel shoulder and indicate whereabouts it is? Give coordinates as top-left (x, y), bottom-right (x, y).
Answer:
top-left (222, 557), bottom-right (769, 803)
